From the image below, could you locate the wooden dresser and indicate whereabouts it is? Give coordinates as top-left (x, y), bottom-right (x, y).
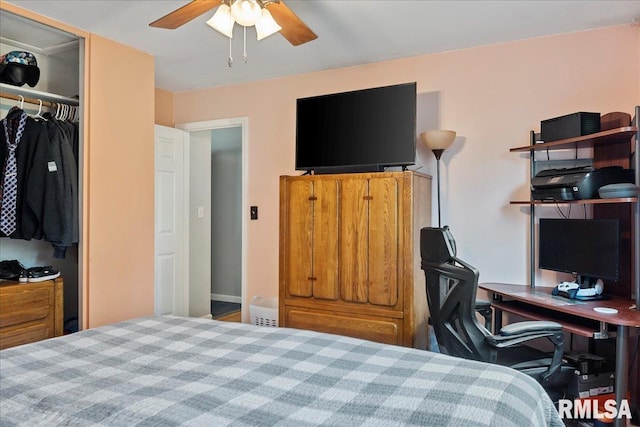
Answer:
top-left (279, 171), bottom-right (431, 349)
top-left (0, 278), bottom-right (64, 350)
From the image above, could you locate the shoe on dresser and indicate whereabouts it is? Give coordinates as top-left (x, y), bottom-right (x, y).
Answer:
top-left (0, 260), bottom-right (28, 282)
top-left (26, 266), bottom-right (60, 282)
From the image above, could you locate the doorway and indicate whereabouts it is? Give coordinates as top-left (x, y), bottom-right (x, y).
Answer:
top-left (178, 118), bottom-right (248, 322)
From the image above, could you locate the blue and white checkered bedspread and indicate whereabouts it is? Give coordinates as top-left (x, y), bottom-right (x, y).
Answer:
top-left (0, 316), bottom-right (563, 426)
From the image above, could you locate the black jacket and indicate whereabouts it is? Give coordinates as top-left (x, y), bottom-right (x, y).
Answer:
top-left (0, 108), bottom-right (63, 241)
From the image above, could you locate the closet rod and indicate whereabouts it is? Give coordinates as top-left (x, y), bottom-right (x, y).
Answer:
top-left (0, 91), bottom-right (60, 108)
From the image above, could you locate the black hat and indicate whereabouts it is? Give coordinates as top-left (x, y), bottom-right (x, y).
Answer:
top-left (0, 51), bottom-right (40, 87)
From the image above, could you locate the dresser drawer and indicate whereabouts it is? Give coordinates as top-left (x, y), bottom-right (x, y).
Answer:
top-left (0, 279), bottom-right (63, 349)
top-left (0, 286), bottom-right (52, 328)
top-left (0, 322), bottom-right (52, 349)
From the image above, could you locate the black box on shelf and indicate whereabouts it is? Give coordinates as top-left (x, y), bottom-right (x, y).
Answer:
top-left (565, 352), bottom-right (607, 375)
top-left (540, 112), bottom-right (601, 142)
top-left (565, 371), bottom-right (615, 399)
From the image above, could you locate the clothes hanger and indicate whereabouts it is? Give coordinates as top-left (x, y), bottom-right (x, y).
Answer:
top-left (34, 99), bottom-right (47, 121)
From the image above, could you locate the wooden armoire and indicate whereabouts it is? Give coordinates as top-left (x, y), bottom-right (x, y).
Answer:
top-left (279, 171), bottom-right (431, 348)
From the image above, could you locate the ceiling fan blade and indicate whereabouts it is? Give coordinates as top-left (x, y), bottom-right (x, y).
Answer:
top-left (267, 1), bottom-right (317, 46)
top-left (150, 0), bottom-right (223, 29)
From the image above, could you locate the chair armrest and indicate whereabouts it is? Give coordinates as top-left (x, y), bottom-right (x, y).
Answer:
top-left (485, 320), bottom-right (566, 386)
top-left (500, 321), bottom-right (562, 336)
top-left (485, 321), bottom-right (562, 347)
top-left (474, 299), bottom-right (492, 310)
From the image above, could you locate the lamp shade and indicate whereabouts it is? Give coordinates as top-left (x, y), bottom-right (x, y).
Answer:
top-left (420, 130), bottom-right (456, 151)
top-left (207, 4), bottom-right (234, 38)
top-left (256, 8), bottom-right (282, 40)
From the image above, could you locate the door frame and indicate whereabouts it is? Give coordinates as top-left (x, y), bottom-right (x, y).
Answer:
top-left (177, 117), bottom-right (249, 322)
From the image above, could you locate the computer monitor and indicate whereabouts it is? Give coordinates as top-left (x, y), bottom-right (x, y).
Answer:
top-left (538, 218), bottom-right (620, 283)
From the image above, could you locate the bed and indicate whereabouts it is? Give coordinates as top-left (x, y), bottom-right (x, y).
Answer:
top-left (0, 316), bottom-right (563, 426)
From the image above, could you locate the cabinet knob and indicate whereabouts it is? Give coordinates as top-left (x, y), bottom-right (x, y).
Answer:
top-left (363, 196), bottom-right (373, 200)
top-left (308, 277), bottom-right (317, 281)
top-left (308, 196), bottom-right (318, 201)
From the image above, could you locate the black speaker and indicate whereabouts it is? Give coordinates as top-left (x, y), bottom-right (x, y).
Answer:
top-left (541, 112), bottom-right (600, 142)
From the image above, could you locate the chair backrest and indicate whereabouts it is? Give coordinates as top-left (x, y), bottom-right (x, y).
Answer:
top-left (420, 227), bottom-right (496, 363)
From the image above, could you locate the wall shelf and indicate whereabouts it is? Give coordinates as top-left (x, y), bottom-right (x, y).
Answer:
top-left (510, 126), bottom-right (637, 152)
top-left (510, 197), bottom-right (637, 205)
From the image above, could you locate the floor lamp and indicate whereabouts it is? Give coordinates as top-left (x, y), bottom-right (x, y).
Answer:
top-left (420, 130), bottom-right (456, 228)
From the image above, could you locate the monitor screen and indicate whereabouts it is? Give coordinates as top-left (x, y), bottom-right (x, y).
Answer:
top-left (295, 82), bottom-right (416, 172)
top-left (538, 218), bottom-right (620, 281)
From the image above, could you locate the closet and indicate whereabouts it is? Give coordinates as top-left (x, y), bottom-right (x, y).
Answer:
top-left (0, 9), bottom-right (82, 333)
top-left (0, 3), bottom-right (156, 330)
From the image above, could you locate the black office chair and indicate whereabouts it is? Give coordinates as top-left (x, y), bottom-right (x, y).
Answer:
top-left (420, 226), bottom-right (573, 391)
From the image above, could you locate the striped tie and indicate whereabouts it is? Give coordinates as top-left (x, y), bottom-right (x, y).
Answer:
top-left (1, 111), bottom-right (27, 236)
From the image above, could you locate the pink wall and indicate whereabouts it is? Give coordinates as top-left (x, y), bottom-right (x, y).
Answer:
top-left (174, 25), bottom-right (639, 304)
top-left (155, 88), bottom-right (174, 127)
top-left (87, 35), bottom-right (156, 327)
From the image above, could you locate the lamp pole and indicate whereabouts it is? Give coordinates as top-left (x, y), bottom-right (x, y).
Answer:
top-left (420, 130), bottom-right (456, 230)
top-left (432, 149), bottom-right (444, 228)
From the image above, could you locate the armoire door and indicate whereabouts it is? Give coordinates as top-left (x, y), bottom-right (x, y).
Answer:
top-left (311, 180), bottom-right (339, 300)
top-left (284, 179), bottom-right (339, 300)
top-left (340, 176), bottom-right (399, 307)
top-left (340, 178), bottom-right (369, 303)
top-left (367, 176), bottom-right (399, 307)
top-left (284, 180), bottom-right (313, 298)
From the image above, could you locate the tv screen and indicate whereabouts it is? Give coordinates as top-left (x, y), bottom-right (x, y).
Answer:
top-left (538, 218), bottom-right (620, 281)
top-left (295, 82), bottom-right (416, 172)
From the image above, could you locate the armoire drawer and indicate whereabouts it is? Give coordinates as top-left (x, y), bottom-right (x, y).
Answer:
top-left (284, 305), bottom-right (402, 345)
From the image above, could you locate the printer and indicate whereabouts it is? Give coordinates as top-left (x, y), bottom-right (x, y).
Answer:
top-left (531, 166), bottom-right (634, 201)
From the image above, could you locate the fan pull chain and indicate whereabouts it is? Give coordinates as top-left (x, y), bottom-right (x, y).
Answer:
top-left (243, 26), bottom-right (248, 63)
top-left (228, 36), bottom-right (233, 67)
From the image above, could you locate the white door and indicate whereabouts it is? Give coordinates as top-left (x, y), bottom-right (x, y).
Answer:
top-left (155, 125), bottom-right (189, 316)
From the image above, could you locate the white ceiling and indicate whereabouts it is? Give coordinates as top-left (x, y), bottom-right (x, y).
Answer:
top-left (3, 1), bottom-right (640, 93)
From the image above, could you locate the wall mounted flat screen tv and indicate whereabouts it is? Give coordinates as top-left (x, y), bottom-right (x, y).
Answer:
top-left (295, 82), bottom-right (416, 173)
top-left (538, 218), bottom-right (620, 281)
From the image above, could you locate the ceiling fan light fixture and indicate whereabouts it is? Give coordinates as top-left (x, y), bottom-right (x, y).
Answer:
top-left (255, 8), bottom-right (282, 40)
top-left (206, 4), bottom-right (235, 38)
top-left (230, 0), bottom-right (262, 27)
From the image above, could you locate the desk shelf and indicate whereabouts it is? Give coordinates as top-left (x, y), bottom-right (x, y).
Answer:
top-left (491, 300), bottom-right (611, 338)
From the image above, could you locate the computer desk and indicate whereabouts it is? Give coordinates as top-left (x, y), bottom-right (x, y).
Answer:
top-left (479, 282), bottom-right (640, 427)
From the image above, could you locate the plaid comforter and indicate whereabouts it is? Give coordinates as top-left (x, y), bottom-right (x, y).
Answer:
top-left (0, 316), bottom-right (563, 426)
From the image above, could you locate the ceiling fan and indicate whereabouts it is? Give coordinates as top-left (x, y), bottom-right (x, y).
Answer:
top-left (149, 0), bottom-right (317, 46)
